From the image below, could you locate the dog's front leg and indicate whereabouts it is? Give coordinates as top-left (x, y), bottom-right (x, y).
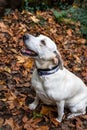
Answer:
top-left (29, 95), bottom-right (39, 110)
top-left (56, 100), bottom-right (65, 122)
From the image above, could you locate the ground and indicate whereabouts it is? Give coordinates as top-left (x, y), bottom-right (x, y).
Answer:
top-left (0, 10), bottom-right (87, 130)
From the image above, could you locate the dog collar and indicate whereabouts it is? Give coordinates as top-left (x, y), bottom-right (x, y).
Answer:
top-left (37, 65), bottom-right (59, 76)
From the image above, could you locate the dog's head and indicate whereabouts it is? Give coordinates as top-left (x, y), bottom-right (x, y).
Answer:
top-left (22, 34), bottom-right (63, 70)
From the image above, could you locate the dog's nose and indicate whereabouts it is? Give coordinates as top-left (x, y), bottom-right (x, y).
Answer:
top-left (23, 34), bottom-right (29, 41)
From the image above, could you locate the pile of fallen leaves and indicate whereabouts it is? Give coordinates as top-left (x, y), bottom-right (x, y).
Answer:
top-left (0, 10), bottom-right (87, 130)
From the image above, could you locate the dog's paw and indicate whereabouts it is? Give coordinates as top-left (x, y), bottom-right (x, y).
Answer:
top-left (67, 115), bottom-right (73, 119)
top-left (29, 103), bottom-right (37, 110)
top-left (67, 114), bottom-right (75, 119)
top-left (56, 118), bottom-right (62, 123)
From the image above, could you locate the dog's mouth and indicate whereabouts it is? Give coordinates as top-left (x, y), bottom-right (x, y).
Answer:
top-left (21, 48), bottom-right (38, 57)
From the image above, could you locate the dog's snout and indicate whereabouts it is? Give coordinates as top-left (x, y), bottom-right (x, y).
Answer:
top-left (23, 34), bottom-right (29, 41)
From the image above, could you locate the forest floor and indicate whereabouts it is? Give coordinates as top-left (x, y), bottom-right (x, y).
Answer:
top-left (0, 10), bottom-right (87, 130)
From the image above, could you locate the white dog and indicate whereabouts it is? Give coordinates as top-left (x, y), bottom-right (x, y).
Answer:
top-left (22, 34), bottom-right (87, 122)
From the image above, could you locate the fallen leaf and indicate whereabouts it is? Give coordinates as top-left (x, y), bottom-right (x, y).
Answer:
top-left (15, 55), bottom-right (26, 63)
top-left (4, 66), bottom-right (11, 73)
top-left (36, 126), bottom-right (49, 130)
top-left (82, 115), bottom-right (87, 119)
top-left (4, 118), bottom-right (21, 130)
top-left (57, 35), bottom-right (64, 42)
top-left (75, 117), bottom-right (82, 130)
top-left (50, 117), bottom-right (60, 127)
top-left (30, 16), bottom-right (40, 23)
top-left (24, 59), bottom-right (34, 69)
top-left (5, 91), bottom-right (17, 101)
top-left (67, 29), bottom-right (73, 36)
top-left (40, 106), bottom-right (56, 116)
top-left (73, 55), bottom-right (81, 64)
top-left (77, 38), bottom-right (86, 44)
top-left (0, 48), bottom-right (3, 53)
top-left (0, 118), bottom-right (4, 127)
top-left (24, 118), bottom-right (41, 130)
top-left (22, 116), bottom-right (28, 123)
top-left (11, 49), bottom-right (18, 54)
top-left (0, 80), bottom-right (5, 85)
top-left (4, 118), bottom-right (15, 130)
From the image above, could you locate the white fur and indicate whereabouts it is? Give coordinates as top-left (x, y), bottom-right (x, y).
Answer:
top-left (23, 34), bottom-right (87, 122)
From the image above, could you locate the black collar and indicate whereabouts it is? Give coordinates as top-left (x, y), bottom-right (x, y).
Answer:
top-left (37, 65), bottom-right (59, 76)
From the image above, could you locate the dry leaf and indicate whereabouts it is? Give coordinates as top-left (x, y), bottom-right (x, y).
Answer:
top-left (22, 116), bottom-right (28, 123)
top-left (0, 80), bottom-right (5, 85)
top-left (16, 55), bottom-right (26, 63)
top-left (75, 117), bottom-right (82, 130)
top-left (73, 55), bottom-right (81, 64)
top-left (24, 118), bottom-right (41, 130)
top-left (82, 115), bottom-right (87, 119)
top-left (24, 59), bottom-right (34, 69)
top-left (4, 118), bottom-right (15, 130)
top-left (57, 35), bottom-right (63, 42)
top-left (67, 29), bottom-right (73, 36)
top-left (5, 91), bottom-right (17, 101)
top-left (30, 16), bottom-right (40, 23)
top-left (36, 126), bottom-right (49, 130)
top-left (77, 38), bottom-right (86, 44)
top-left (11, 49), bottom-right (18, 54)
top-left (50, 117), bottom-right (60, 127)
top-left (3, 66), bottom-right (11, 73)
top-left (0, 118), bottom-right (4, 127)
top-left (0, 48), bottom-right (3, 53)
top-left (4, 118), bottom-right (21, 130)
top-left (40, 106), bottom-right (56, 116)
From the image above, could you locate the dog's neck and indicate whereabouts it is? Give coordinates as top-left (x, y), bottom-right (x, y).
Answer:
top-left (35, 59), bottom-right (56, 69)
top-left (35, 59), bottom-right (59, 76)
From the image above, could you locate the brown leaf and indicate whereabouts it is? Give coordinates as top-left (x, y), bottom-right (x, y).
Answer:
top-left (7, 101), bottom-right (15, 109)
top-left (5, 91), bottom-right (17, 101)
top-left (73, 55), bottom-right (81, 64)
top-left (50, 117), bottom-right (60, 127)
top-left (77, 38), bottom-right (86, 44)
top-left (67, 29), bottom-right (73, 36)
top-left (15, 55), bottom-right (26, 63)
top-left (22, 116), bottom-right (28, 123)
top-left (0, 80), bottom-right (5, 85)
top-left (0, 48), bottom-right (3, 53)
top-left (57, 35), bottom-right (64, 42)
top-left (36, 126), bottom-right (49, 130)
top-left (4, 118), bottom-right (21, 130)
top-left (82, 115), bottom-right (87, 119)
top-left (24, 118), bottom-right (41, 130)
top-left (24, 59), bottom-right (34, 69)
top-left (11, 49), bottom-right (18, 54)
top-left (75, 117), bottom-right (82, 130)
top-left (73, 66), bottom-right (81, 71)
top-left (4, 118), bottom-right (16, 130)
top-left (30, 16), bottom-right (40, 23)
top-left (40, 106), bottom-right (56, 116)
top-left (0, 118), bottom-right (4, 127)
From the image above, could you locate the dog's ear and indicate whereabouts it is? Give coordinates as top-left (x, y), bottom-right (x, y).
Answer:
top-left (53, 51), bottom-right (63, 70)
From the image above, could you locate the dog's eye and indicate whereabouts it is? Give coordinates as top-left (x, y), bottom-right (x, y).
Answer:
top-left (41, 40), bottom-right (46, 46)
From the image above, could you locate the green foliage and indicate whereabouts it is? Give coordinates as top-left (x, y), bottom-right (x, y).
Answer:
top-left (22, 0), bottom-right (72, 12)
top-left (33, 112), bottom-right (42, 118)
top-left (53, 7), bottom-right (87, 37)
top-left (23, 0), bottom-right (49, 12)
top-left (53, 10), bottom-right (67, 22)
top-left (67, 7), bottom-right (87, 25)
top-left (37, 15), bottom-right (46, 25)
top-left (80, 26), bottom-right (87, 37)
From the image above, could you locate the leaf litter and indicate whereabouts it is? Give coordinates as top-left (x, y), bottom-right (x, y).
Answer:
top-left (0, 9), bottom-right (87, 130)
